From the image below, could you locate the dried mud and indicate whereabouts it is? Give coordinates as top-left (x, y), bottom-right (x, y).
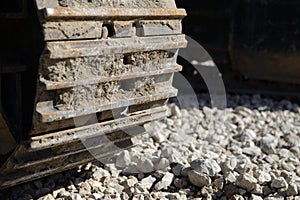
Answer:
top-left (54, 78), bottom-right (156, 111)
top-left (42, 51), bottom-right (168, 82)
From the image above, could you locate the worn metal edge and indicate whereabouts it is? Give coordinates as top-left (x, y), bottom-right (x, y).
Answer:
top-left (44, 8), bottom-right (187, 20)
top-left (15, 133), bottom-right (143, 170)
top-left (0, 144), bottom-right (135, 189)
top-left (30, 106), bottom-right (167, 150)
top-left (46, 34), bottom-right (187, 59)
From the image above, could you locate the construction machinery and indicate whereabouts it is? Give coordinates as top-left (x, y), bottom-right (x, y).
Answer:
top-left (177, 0), bottom-right (300, 96)
top-left (2, 0), bottom-right (299, 189)
top-left (0, 0), bottom-right (187, 188)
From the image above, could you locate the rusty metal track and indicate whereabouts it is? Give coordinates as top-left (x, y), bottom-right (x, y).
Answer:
top-left (0, 0), bottom-right (186, 189)
top-left (45, 35), bottom-right (187, 59)
top-left (31, 106), bottom-right (168, 150)
top-left (0, 106), bottom-right (166, 189)
top-left (0, 143), bottom-right (135, 189)
top-left (36, 87), bottom-right (176, 122)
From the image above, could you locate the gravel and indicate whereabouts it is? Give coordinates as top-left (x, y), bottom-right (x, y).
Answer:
top-left (270, 177), bottom-right (288, 189)
top-left (1, 93), bottom-right (300, 199)
top-left (154, 172), bottom-right (174, 190)
top-left (190, 159), bottom-right (221, 177)
top-left (187, 170), bottom-right (212, 188)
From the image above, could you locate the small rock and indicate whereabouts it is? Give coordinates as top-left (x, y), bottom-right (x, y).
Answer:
top-left (213, 177), bottom-right (224, 190)
top-left (134, 183), bottom-right (148, 195)
top-left (172, 163), bottom-right (184, 176)
top-left (280, 170), bottom-right (293, 183)
top-left (70, 193), bottom-right (83, 200)
top-left (261, 135), bottom-right (278, 154)
top-left (243, 129), bottom-right (257, 139)
top-left (243, 146), bottom-right (262, 157)
top-left (93, 168), bottom-right (110, 181)
top-left (231, 194), bottom-right (244, 200)
top-left (254, 170), bottom-right (272, 184)
top-left (107, 182), bottom-right (124, 195)
top-left (169, 131), bottom-right (195, 143)
top-left (37, 194), bottom-right (55, 200)
top-left (84, 162), bottom-right (92, 171)
top-left (286, 182), bottom-right (298, 196)
top-left (174, 178), bottom-right (188, 188)
top-left (264, 193), bottom-right (284, 200)
top-left (271, 177), bottom-right (288, 190)
top-left (152, 132), bottom-right (168, 143)
top-left (203, 106), bottom-right (212, 117)
top-left (285, 134), bottom-right (300, 147)
top-left (78, 182), bottom-right (91, 196)
top-left (111, 169), bottom-right (122, 178)
top-left (152, 170), bottom-right (165, 180)
top-left (238, 188), bottom-right (247, 196)
top-left (235, 155), bottom-right (253, 173)
top-left (225, 171), bottom-right (239, 184)
top-left (136, 157), bottom-right (155, 173)
top-left (104, 188), bottom-right (118, 196)
top-left (116, 150), bottom-right (131, 169)
top-left (67, 181), bottom-right (77, 192)
top-left (265, 154), bottom-right (280, 164)
top-left (102, 27), bottom-right (109, 39)
top-left (220, 157), bottom-right (237, 173)
top-left (170, 105), bottom-right (182, 118)
top-left (74, 178), bottom-right (84, 186)
top-left (181, 166), bottom-right (192, 178)
top-left (250, 194), bottom-right (263, 200)
top-left (269, 172), bottom-right (278, 180)
top-left (93, 193), bottom-right (104, 199)
top-left (57, 188), bottom-right (71, 198)
top-left (262, 186), bottom-right (273, 196)
top-left (187, 170), bottom-right (211, 188)
top-left (190, 159), bottom-right (221, 176)
top-left (120, 192), bottom-right (130, 200)
top-left (126, 176), bottom-right (139, 188)
top-left (278, 148), bottom-right (293, 158)
top-left (235, 173), bottom-right (258, 192)
top-left (87, 180), bottom-right (104, 193)
top-left (281, 162), bottom-right (296, 172)
top-left (154, 172), bottom-right (174, 190)
top-left (166, 193), bottom-right (181, 200)
top-left (161, 148), bottom-right (181, 163)
top-left (155, 158), bottom-right (170, 170)
top-left (252, 184), bottom-right (263, 195)
top-left (53, 188), bottom-right (65, 198)
top-left (140, 176), bottom-right (156, 190)
top-left (223, 184), bottom-right (240, 198)
top-left (122, 163), bottom-right (139, 175)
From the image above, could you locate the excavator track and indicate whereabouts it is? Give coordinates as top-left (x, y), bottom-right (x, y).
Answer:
top-left (0, 0), bottom-right (186, 189)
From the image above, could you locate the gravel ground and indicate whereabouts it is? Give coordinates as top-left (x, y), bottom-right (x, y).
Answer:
top-left (1, 93), bottom-right (300, 200)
